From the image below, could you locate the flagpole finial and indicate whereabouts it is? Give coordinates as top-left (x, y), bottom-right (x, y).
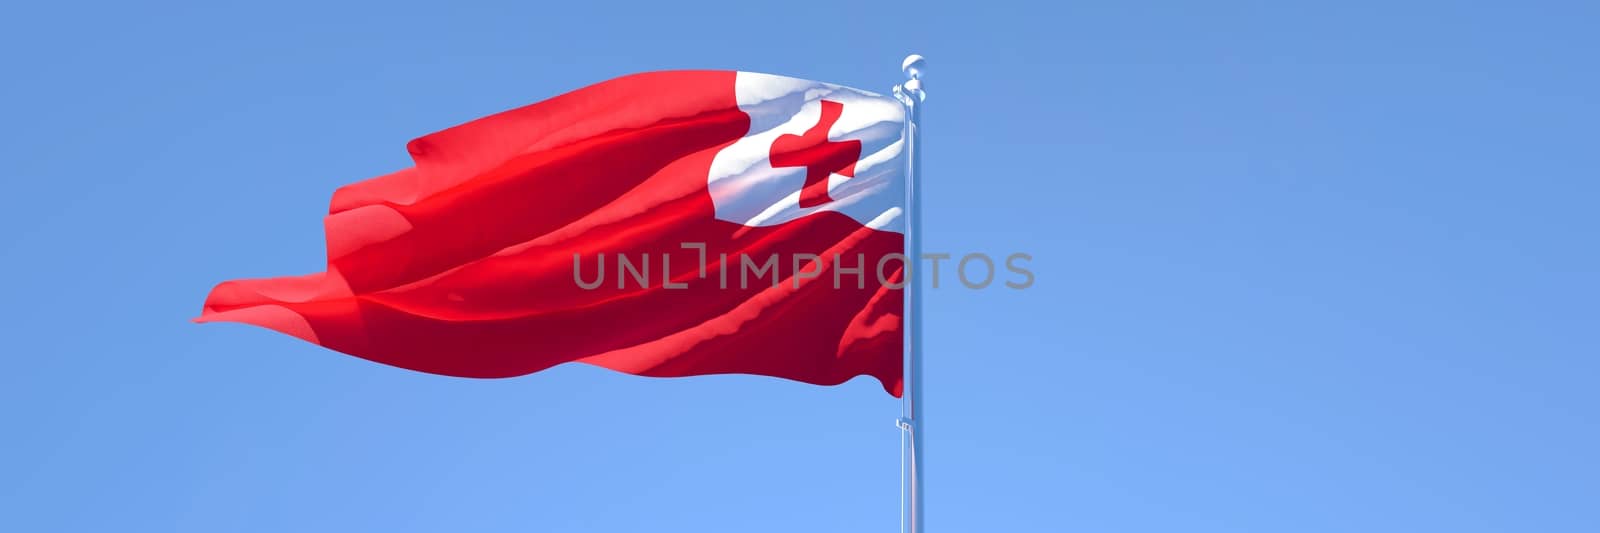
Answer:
top-left (902, 54), bottom-right (926, 80)
top-left (895, 54), bottom-right (927, 104)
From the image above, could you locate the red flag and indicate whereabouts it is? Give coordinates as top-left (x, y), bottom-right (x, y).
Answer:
top-left (198, 70), bottom-right (908, 396)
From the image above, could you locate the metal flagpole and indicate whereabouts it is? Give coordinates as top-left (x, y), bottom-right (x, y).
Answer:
top-left (894, 53), bottom-right (927, 533)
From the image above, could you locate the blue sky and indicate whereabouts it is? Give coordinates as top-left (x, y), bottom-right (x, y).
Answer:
top-left (2, 1), bottom-right (1597, 531)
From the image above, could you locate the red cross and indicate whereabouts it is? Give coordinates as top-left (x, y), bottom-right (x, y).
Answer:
top-left (770, 100), bottom-right (861, 208)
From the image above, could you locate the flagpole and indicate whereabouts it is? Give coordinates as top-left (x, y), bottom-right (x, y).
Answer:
top-left (894, 53), bottom-right (927, 533)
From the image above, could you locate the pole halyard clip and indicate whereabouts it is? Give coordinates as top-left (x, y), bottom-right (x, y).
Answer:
top-left (896, 417), bottom-right (914, 431)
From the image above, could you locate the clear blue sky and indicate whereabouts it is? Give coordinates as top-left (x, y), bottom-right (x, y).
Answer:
top-left (3, 1), bottom-right (1596, 531)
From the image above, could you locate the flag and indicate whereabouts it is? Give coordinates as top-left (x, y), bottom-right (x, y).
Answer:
top-left (198, 70), bottom-right (908, 396)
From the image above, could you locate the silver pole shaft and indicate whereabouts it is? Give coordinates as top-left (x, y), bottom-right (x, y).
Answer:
top-left (895, 53), bottom-right (927, 533)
